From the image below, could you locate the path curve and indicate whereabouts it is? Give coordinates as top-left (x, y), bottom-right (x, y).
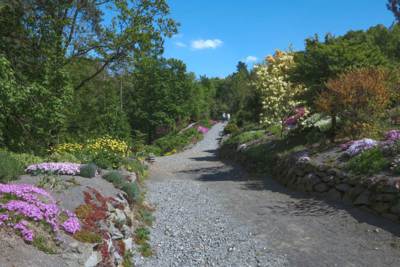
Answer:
top-left (136, 123), bottom-right (400, 267)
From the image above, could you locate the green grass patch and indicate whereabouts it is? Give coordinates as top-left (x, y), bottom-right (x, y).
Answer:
top-left (224, 130), bottom-right (265, 145)
top-left (347, 148), bottom-right (389, 175)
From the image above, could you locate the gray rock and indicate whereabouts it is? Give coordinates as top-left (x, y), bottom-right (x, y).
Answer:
top-left (314, 183), bottom-right (330, 193)
top-left (109, 224), bottom-right (124, 240)
top-left (353, 191), bottom-right (370, 206)
top-left (371, 202), bottom-right (391, 214)
top-left (85, 251), bottom-right (101, 267)
top-left (327, 188), bottom-right (342, 201)
top-left (123, 238), bottom-right (133, 251)
top-left (373, 194), bottom-right (396, 202)
top-left (390, 202), bottom-right (400, 215)
top-left (335, 184), bottom-right (351, 193)
top-left (321, 175), bottom-right (334, 183)
top-left (382, 213), bottom-right (398, 221)
top-left (114, 208), bottom-right (127, 224)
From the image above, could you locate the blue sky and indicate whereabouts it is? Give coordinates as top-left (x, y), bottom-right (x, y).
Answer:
top-left (162, 0), bottom-right (395, 78)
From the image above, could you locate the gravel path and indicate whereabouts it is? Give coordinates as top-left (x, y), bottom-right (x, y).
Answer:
top-left (136, 123), bottom-right (400, 267)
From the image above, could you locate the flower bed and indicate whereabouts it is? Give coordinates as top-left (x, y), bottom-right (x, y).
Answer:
top-left (26, 162), bottom-right (81, 176)
top-left (0, 184), bottom-right (80, 242)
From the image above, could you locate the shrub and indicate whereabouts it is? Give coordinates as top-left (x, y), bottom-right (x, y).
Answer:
top-left (135, 227), bottom-right (150, 244)
top-left (0, 151), bottom-right (24, 182)
top-left (102, 171), bottom-right (125, 188)
top-left (73, 229), bottom-right (102, 243)
top-left (122, 158), bottom-right (147, 179)
top-left (47, 152), bottom-right (80, 163)
top-left (52, 137), bottom-right (130, 169)
top-left (347, 148), bottom-right (389, 175)
top-left (79, 163), bottom-right (97, 178)
top-left (225, 130), bottom-right (265, 145)
top-left (316, 68), bottom-right (390, 139)
top-left (121, 181), bottom-right (140, 202)
top-left (224, 122), bottom-right (240, 135)
top-left (152, 128), bottom-right (202, 155)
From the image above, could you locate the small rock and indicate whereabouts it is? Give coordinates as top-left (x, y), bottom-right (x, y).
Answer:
top-left (335, 183), bottom-right (351, 193)
top-left (314, 183), bottom-right (330, 193)
top-left (85, 252), bottom-right (101, 267)
top-left (106, 202), bottom-right (115, 212)
top-left (114, 209), bottom-right (127, 224)
top-left (327, 188), bottom-right (342, 201)
top-left (123, 238), bottom-right (133, 251)
top-left (109, 224), bottom-right (124, 240)
top-left (353, 191), bottom-right (370, 206)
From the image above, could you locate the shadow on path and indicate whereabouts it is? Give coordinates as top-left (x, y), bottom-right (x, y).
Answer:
top-left (186, 147), bottom-right (400, 238)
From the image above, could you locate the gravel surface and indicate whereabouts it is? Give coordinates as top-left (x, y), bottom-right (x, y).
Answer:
top-left (136, 123), bottom-right (400, 267)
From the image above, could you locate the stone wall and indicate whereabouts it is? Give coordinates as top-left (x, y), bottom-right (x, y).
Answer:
top-left (272, 152), bottom-right (400, 222)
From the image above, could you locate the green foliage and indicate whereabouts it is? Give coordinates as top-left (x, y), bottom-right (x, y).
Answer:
top-left (224, 122), bottom-right (240, 135)
top-left (73, 230), bottom-right (103, 244)
top-left (152, 128), bottom-right (202, 155)
top-left (135, 227), bottom-right (150, 243)
top-left (138, 242), bottom-right (153, 257)
top-left (225, 130), bottom-right (265, 145)
top-left (138, 209), bottom-right (155, 226)
top-left (122, 250), bottom-right (134, 267)
top-left (121, 182), bottom-right (140, 203)
top-left (6, 151), bottom-right (43, 167)
top-left (0, 151), bottom-right (24, 182)
top-left (347, 148), bottom-right (389, 175)
top-left (122, 158), bottom-right (147, 179)
top-left (32, 235), bottom-right (57, 254)
top-left (102, 171), bottom-right (125, 188)
top-left (47, 152), bottom-right (80, 163)
top-left (79, 163), bottom-right (97, 178)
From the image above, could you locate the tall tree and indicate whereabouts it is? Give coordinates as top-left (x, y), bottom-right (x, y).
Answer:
top-left (0, 0), bottom-right (178, 89)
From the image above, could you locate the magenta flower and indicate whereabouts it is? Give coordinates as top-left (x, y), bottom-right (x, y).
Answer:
top-left (197, 126), bottom-right (209, 134)
top-left (0, 184), bottom-right (80, 242)
top-left (385, 130), bottom-right (400, 141)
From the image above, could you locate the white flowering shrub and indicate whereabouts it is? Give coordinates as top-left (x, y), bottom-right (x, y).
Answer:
top-left (253, 50), bottom-right (307, 134)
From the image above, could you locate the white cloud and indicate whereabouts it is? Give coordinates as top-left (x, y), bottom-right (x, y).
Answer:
top-left (191, 39), bottom-right (223, 50)
top-left (175, 41), bottom-right (187, 48)
top-left (245, 56), bottom-right (258, 63)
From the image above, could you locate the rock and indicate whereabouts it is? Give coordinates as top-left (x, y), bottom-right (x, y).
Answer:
top-left (327, 188), bottom-right (342, 201)
top-left (373, 194), bottom-right (396, 202)
top-left (114, 209), bottom-right (127, 224)
top-left (371, 202), bottom-right (391, 214)
top-left (294, 168), bottom-right (305, 177)
top-left (390, 202), bottom-right (400, 215)
top-left (380, 185), bottom-right (399, 193)
top-left (123, 238), bottom-right (133, 251)
top-left (382, 213), bottom-right (398, 221)
top-left (122, 224), bottom-right (132, 237)
top-left (106, 202), bottom-right (115, 212)
top-left (314, 183), bottom-right (330, 193)
top-left (85, 251), bottom-right (101, 267)
top-left (113, 251), bottom-right (123, 265)
top-left (109, 224), bottom-right (124, 240)
top-left (335, 184), bottom-right (351, 193)
top-left (321, 175), bottom-right (334, 183)
top-left (68, 242), bottom-right (80, 253)
top-left (353, 191), bottom-right (370, 206)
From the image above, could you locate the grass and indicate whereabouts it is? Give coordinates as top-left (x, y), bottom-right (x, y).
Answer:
top-left (347, 148), bottom-right (390, 175)
top-left (134, 227), bottom-right (150, 244)
top-left (0, 151), bottom-right (24, 182)
top-left (224, 130), bottom-right (265, 145)
top-left (138, 242), bottom-right (153, 257)
top-left (73, 229), bottom-right (103, 243)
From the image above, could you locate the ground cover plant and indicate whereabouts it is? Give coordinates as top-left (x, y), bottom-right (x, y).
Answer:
top-left (0, 184), bottom-right (80, 251)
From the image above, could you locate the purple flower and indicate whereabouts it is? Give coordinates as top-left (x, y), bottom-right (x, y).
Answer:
top-left (197, 126), bottom-right (209, 134)
top-left (0, 184), bottom-right (80, 242)
top-left (385, 130), bottom-right (400, 141)
top-left (26, 162), bottom-right (81, 176)
top-left (345, 138), bottom-right (378, 156)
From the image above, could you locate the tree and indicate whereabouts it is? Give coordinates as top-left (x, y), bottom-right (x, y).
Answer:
top-left (316, 68), bottom-right (390, 139)
top-left (388, 0), bottom-right (400, 22)
top-left (0, 0), bottom-right (178, 89)
top-left (254, 50), bottom-right (307, 136)
top-left (292, 32), bottom-right (389, 107)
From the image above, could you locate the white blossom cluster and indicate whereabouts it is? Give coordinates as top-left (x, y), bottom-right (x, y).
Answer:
top-left (253, 50), bottom-right (307, 126)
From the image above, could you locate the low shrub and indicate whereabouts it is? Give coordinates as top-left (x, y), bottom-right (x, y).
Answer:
top-left (224, 130), bottom-right (265, 145)
top-left (224, 122), bottom-right (240, 135)
top-left (121, 181), bottom-right (140, 202)
top-left (347, 148), bottom-right (389, 175)
top-left (73, 229), bottom-right (103, 243)
top-left (52, 137), bottom-right (130, 169)
top-left (47, 152), bottom-right (80, 163)
top-left (0, 151), bottom-right (24, 182)
top-left (79, 163), bottom-right (97, 178)
top-left (122, 158), bottom-right (147, 178)
top-left (102, 171), bottom-right (125, 188)
top-left (134, 227), bottom-right (150, 244)
top-left (152, 128), bottom-right (202, 155)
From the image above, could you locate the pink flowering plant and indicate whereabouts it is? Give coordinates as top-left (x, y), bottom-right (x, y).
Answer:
top-left (385, 130), bottom-right (400, 142)
top-left (0, 183), bottom-right (80, 245)
top-left (197, 126), bottom-right (209, 134)
top-left (26, 162), bottom-right (81, 176)
top-left (343, 138), bottom-right (378, 157)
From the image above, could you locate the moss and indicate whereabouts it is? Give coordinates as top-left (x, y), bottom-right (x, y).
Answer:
top-left (75, 204), bottom-right (92, 220)
top-left (33, 235), bottom-right (57, 254)
top-left (73, 229), bottom-right (103, 243)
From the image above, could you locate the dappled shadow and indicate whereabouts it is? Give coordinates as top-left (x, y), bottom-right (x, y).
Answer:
top-left (186, 151), bottom-right (400, 237)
